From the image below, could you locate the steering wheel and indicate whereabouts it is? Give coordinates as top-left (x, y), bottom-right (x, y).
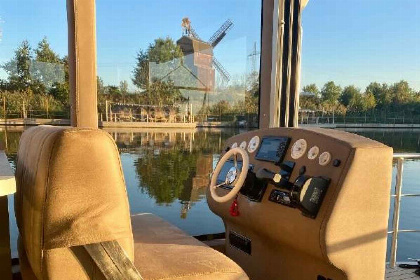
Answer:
top-left (210, 147), bottom-right (249, 203)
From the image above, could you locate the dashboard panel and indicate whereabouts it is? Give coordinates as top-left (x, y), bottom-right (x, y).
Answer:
top-left (207, 127), bottom-right (393, 280)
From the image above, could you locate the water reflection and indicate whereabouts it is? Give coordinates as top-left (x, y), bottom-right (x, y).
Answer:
top-left (105, 128), bottom-right (236, 219)
top-left (1, 126), bottom-right (419, 260)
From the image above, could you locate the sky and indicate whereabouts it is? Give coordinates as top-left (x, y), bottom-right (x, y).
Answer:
top-left (0, 0), bottom-right (419, 91)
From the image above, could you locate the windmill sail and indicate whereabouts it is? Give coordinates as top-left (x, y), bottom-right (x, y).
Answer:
top-left (208, 19), bottom-right (234, 48)
top-left (189, 27), bottom-right (203, 41)
top-left (213, 57), bottom-right (231, 82)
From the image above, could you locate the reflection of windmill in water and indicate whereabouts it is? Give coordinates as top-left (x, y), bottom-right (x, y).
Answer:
top-left (177, 17), bottom-right (234, 112)
top-left (179, 154), bottom-right (213, 219)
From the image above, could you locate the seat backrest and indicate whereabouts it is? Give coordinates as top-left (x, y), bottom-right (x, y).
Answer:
top-left (15, 126), bottom-right (134, 279)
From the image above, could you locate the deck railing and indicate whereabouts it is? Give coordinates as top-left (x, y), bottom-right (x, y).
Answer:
top-left (388, 153), bottom-right (420, 268)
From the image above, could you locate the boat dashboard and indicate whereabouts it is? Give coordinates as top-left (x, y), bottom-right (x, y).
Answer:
top-left (207, 127), bottom-right (393, 280)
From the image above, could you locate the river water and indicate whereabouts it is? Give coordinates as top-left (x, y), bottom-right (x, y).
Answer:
top-left (4, 127), bottom-right (420, 262)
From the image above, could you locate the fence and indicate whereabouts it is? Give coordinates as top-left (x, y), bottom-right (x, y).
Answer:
top-left (388, 153), bottom-right (420, 268)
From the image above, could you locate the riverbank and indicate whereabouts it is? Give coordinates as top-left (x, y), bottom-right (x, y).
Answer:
top-left (0, 118), bottom-right (419, 129)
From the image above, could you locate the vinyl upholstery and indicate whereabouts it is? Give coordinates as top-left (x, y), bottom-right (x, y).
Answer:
top-left (15, 126), bottom-right (134, 279)
top-left (15, 126), bottom-right (248, 280)
top-left (132, 213), bottom-right (248, 280)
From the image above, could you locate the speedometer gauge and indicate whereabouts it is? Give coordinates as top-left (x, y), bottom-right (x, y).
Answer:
top-left (247, 136), bottom-right (260, 153)
top-left (291, 139), bottom-right (307, 159)
top-left (319, 152), bottom-right (332, 166)
top-left (308, 146), bottom-right (319, 160)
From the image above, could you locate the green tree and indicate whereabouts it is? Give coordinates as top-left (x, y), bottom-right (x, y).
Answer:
top-left (340, 85), bottom-right (362, 109)
top-left (33, 37), bottom-right (64, 89)
top-left (106, 85), bottom-right (121, 97)
top-left (302, 84), bottom-right (320, 98)
top-left (119, 80), bottom-right (129, 103)
top-left (365, 82), bottom-right (390, 107)
top-left (321, 81), bottom-right (342, 106)
top-left (132, 37), bottom-right (185, 105)
top-left (97, 77), bottom-right (105, 95)
top-left (2, 40), bottom-right (33, 91)
top-left (210, 100), bottom-right (231, 115)
top-left (362, 91), bottom-right (376, 111)
top-left (390, 80), bottom-right (413, 104)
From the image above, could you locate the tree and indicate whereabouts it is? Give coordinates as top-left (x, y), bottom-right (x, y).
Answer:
top-left (340, 85), bottom-right (362, 109)
top-left (210, 100), bottom-right (231, 115)
top-left (106, 85), bottom-right (121, 97)
top-left (132, 37), bottom-right (185, 105)
top-left (321, 81), bottom-right (342, 106)
top-left (365, 82), bottom-right (390, 107)
top-left (119, 80), bottom-right (129, 103)
top-left (302, 84), bottom-right (320, 98)
top-left (362, 91), bottom-right (376, 111)
top-left (2, 40), bottom-right (33, 91)
top-left (132, 50), bottom-right (149, 90)
top-left (390, 80), bottom-right (413, 104)
top-left (97, 76), bottom-right (105, 95)
top-left (33, 37), bottom-right (64, 89)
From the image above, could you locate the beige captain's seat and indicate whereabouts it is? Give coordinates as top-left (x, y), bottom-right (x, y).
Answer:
top-left (15, 126), bottom-right (248, 280)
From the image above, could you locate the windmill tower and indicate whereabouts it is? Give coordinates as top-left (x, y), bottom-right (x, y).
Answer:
top-left (177, 18), bottom-right (234, 92)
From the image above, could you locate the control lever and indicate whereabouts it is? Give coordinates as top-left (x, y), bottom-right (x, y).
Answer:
top-left (256, 168), bottom-right (282, 183)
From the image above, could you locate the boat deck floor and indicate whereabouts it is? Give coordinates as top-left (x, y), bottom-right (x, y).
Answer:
top-left (386, 265), bottom-right (419, 279)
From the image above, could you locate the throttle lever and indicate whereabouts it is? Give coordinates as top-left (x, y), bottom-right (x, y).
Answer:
top-left (256, 168), bottom-right (282, 183)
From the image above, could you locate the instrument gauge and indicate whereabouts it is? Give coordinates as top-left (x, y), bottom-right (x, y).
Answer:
top-left (319, 152), bottom-right (332, 166)
top-left (291, 139), bottom-right (307, 159)
top-left (247, 136), bottom-right (260, 153)
top-left (308, 146), bottom-right (319, 160)
top-left (240, 141), bottom-right (247, 150)
top-left (231, 142), bottom-right (238, 149)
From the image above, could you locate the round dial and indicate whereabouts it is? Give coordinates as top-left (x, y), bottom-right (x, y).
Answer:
top-left (231, 142), bottom-right (238, 149)
top-left (240, 141), bottom-right (247, 150)
top-left (247, 136), bottom-right (260, 153)
top-left (319, 151), bottom-right (332, 166)
top-left (291, 139), bottom-right (308, 159)
top-left (308, 146), bottom-right (320, 160)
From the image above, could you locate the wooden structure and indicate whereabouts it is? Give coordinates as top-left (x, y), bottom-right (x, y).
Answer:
top-left (177, 37), bottom-right (215, 92)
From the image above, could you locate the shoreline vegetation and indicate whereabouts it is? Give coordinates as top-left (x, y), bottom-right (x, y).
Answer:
top-left (0, 38), bottom-right (419, 126)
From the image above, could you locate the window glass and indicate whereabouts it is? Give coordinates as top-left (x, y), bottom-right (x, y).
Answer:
top-left (0, 0), bottom-right (68, 257)
top-left (0, 0), bottom-right (69, 121)
top-left (301, 1), bottom-right (420, 262)
top-left (96, 0), bottom-right (262, 234)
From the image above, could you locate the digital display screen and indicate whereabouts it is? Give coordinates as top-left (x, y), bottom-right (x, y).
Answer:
top-left (255, 137), bottom-right (290, 163)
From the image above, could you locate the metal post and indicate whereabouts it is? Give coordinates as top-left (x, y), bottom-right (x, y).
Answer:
top-left (390, 158), bottom-right (404, 268)
top-left (105, 100), bottom-right (109, 122)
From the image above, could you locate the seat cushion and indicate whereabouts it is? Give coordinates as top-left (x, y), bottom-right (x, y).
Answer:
top-left (131, 213), bottom-right (248, 280)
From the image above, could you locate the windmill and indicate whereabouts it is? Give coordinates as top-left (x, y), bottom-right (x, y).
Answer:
top-left (179, 17), bottom-right (233, 85)
top-left (178, 18), bottom-right (234, 115)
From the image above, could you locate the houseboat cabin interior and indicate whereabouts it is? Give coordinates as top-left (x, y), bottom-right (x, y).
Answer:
top-left (0, 0), bottom-right (414, 279)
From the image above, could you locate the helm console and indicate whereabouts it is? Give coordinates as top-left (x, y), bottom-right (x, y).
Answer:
top-left (208, 127), bottom-right (393, 280)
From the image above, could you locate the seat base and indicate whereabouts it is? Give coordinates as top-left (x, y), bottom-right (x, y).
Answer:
top-left (131, 213), bottom-right (248, 280)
